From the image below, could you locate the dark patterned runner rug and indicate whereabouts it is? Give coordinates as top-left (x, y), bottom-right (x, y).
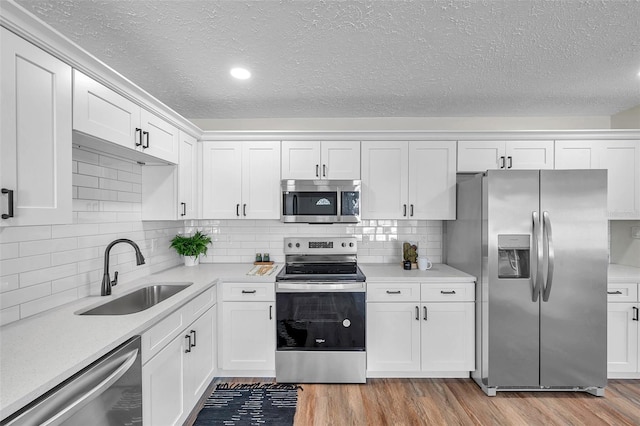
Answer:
top-left (193, 383), bottom-right (301, 425)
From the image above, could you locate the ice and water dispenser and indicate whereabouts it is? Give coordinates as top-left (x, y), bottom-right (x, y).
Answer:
top-left (497, 234), bottom-right (530, 279)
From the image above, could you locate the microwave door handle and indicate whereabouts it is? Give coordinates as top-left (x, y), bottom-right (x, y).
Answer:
top-left (293, 194), bottom-right (298, 215)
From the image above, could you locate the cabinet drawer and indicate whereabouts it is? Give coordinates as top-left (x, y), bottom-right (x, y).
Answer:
top-left (184, 286), bottom-right (216, 324)
top-left (607, 283), bottom-right (638, 302)
top-left (421, 283), bottom-right (475, 302)
top-left (367, 282), bottom-right (421, 302)
top-left (222, 282), bottom-right (275, 302)
top-left (142, 308), bottom-right (185, 364)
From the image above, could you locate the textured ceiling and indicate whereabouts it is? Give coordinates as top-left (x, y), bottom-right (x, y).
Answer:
top-left (14, 0), bottom-right (640, 120)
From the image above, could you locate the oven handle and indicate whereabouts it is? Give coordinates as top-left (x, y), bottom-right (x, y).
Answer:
top-left (276, 282), bottom-right (366, 292)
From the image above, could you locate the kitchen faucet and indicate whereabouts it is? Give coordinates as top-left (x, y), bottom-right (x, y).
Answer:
top-left (101, 239), bottom-right (146, 296)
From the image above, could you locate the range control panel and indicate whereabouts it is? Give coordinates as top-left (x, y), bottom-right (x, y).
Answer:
top-left (283, 237), bottom-right (357, 255)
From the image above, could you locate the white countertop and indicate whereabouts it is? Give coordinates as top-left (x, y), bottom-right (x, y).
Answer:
top-left (0, 261), bottom-right (474, 419)
top-left (608, 264), bottom-right (640, 283)
top-left (360, 263), bottom-right (476, 283)
top-left (0, 263), bottom-right (280, 420)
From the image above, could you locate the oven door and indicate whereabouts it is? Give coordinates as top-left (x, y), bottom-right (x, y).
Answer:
top-left (275, 282), bottom-right (365, 351)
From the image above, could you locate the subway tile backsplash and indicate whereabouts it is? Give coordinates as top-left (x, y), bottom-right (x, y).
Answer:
top-left (0, 147), bottom-right (444, 326)
top-left (0, 148), bottom-right (183, 326)
top-left (186, 219), bottom-right (443, 265)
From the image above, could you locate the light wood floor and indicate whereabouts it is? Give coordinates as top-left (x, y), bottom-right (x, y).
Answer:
top-left (186, 378), bottom-right (640, 425)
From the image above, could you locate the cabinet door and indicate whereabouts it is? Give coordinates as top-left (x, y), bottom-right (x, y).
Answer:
top-left (221, 301), bottom-right (275, 371)
top-left (554, 140), bottom-right (599, 169)
top-left (143, 335), bottom-right (185, 426)
top-left (366, 303), bottom-right (421, 372)
top-left (408, 141), bottom-right (456, 220)
top-left (361, 141), bottom-right (408, 219)
top-left (140, 109), bottom-right (180, 164)
top-left (599, 141), bottom-right (640, 219)
top-left (184, 306), bottom-right (216, 412)
top-left (607, 303), bottom-right (638, 374)
top-left (457, 141), bottom-right (504, 172)
top-left (421, 302), bottom-right (474, 371)
top-left (506, 140), bottom-right (554, 169)
top-left (281, 141), bottom-right (320, 179)
top-left (179, 132), bottom-right (198, 219)
top-left (201, 142), bottom-right (242, 219)
top-left (73, 69), bottom-right (141, 149)
top-left (321, 141), bottom-right (361, 179)
top-left (555, 140), bottom-right (640, 219)
top-left (242, 142), bottom-right (281, 219)
top-left (1, 29), bottom-right (72, 226)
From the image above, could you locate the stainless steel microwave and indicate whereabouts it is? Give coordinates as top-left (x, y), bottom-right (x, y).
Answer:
top-left (281, 180), bottom-right (361, 223)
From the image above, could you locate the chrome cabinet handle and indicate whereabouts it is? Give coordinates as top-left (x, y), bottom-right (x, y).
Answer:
top-left (542, 211), bottom-right (555, 302)
top-left (2, 188), bottom-right (14, 219)
top-left (386, 290), bottom-right (401, 294)
top-left (608, 291), bottom-right (622, 295)
top-left (499, 156), bottom-right (505, 169)
top-left (440, 290), bottom-right (456, 294)
top-left (423, 306), bottom-right (428, 321)
top-left (190, 330), bottom-right (196, 348)
top-left (180, 202), bottom-right (186, 217)
top-left (415, 306), bottom-right (419, 321)
top-left (322, 164), bottom-right (327, 177)
top-left (242, 289), bottom-right (257, 294)
top-left (135, 128), bottom-right (143, 147)
top-left (633, 307), bottom-right (639, 322)
top-left (185, 335), bottom-right (192, 353)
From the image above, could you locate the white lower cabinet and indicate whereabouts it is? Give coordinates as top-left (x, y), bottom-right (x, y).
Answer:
top-left (219, 282), bottom-right (276, 375)
top-left (142, 288), bottom-right (217, 426)
top-left (366, 282), bottom-right (474, 377)
top-left (607, 283), bottom-right (640, 378)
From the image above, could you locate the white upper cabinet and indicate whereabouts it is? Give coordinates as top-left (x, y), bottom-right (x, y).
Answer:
top-left (555, 140), bottom-right (640, 219)
top-left (178, 132), bottom-right (198, 219)
top-left (282, 141), bottom-right (360, 180)
top-left (1, 28), bottom-right (72, 227)
top-left (457, 140), bottom-right (554, 172)
top-left (139, 109), bottom-right (179, 164)
top-left (202, 141), bottom-right (280, 219)
top-left (73, 69), bottom-right (141, 149)
top-left (362, 141), bottom-right (456, 220)
top-left (73, 70), bottom-right (179, 164)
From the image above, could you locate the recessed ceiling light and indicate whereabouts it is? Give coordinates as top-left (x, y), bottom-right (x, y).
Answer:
top-left (230, 67), bottom-right (251, 80)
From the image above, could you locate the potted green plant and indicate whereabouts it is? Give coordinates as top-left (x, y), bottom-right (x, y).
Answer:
top-left (170, 230), bottom-right (212, 266)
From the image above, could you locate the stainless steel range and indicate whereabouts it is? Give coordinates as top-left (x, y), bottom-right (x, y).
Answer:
top-left (275, 236), bottom-right (366, 383)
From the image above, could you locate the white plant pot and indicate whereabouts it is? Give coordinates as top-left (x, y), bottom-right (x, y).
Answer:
top-left (184, 256), bottom-right (199, 267)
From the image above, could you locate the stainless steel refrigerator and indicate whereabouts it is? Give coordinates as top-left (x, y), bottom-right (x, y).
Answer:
top-left (445, 170), bottom-right (608, 396)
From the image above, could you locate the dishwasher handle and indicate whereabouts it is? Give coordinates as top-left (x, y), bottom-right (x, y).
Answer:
top-left (2, 338), bottom-right (140, 426)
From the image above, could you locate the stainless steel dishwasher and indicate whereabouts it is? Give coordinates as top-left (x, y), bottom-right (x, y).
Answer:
top-left (1, 336), bottom-right (142, 426)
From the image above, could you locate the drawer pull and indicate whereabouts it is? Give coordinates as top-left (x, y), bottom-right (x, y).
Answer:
top-left (441, 290), bottom-right (456, 295)
top-left (608, 291), bottom-right (623, 295)
top-left (241, 289), bottom-right (257, 294)
top-left (386, 290), bottom-right (401, 294)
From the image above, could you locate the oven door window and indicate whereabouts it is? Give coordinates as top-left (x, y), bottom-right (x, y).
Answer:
top-left (276, 292), bottom-right (365, 351)
top-left (282, 192), bottom-right (337, 216)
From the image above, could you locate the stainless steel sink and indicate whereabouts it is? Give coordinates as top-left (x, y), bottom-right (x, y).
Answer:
top-left (78, 283), bottom-right (192, 315)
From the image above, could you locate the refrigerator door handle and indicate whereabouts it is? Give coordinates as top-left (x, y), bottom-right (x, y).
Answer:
top-left (532, 211), bottom-right (542, 302)
top-left (542, 211), bottom-right (555, 302)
